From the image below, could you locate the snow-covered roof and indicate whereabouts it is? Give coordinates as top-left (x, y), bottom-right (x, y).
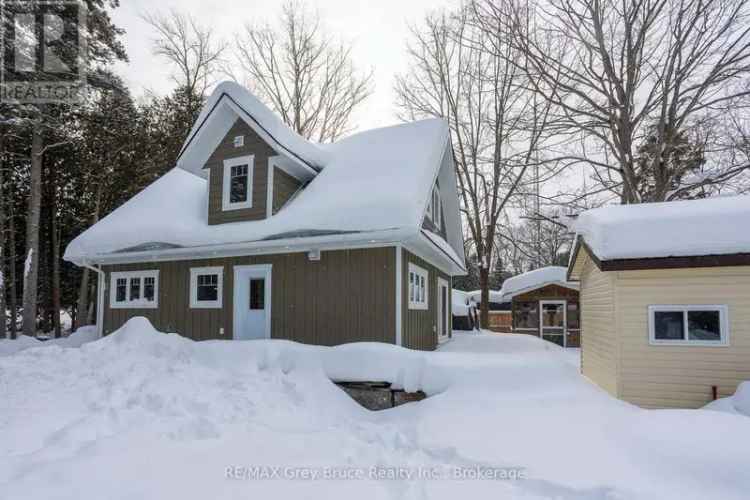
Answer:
top-left (499, 266), bottom-right (578, 301)
top-left (467, 289), bottom-right (506, 304)
top-left (64, 84), bottom-right (465, 271)
top-left (572, 195), bottom-right (750, 261)
top-left (451, 290), bottom-right (472, 316)
top-left (178, 81), bottom-right (329, 175)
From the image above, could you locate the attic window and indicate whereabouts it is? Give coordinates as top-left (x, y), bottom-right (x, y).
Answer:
top-left (233, 135), bottom-right (244, 148)
top-left (432, 186), bottom-right (441, 226)
top-left (222, 155), bottom-right (254, 211)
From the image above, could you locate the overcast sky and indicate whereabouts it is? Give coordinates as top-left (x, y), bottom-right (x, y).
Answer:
top-left (111, 0), bottom-right (457, 132)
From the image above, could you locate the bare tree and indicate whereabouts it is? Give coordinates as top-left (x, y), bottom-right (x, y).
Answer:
top-left (0, 132), bottom-right (6, 339)
top-left (232, 0), bottom-right (373, 142)
top-left (395, 5), bottom-right (563, 327)
top-left (477, 0), bottom-right (750, 203)
top-left (143, 9), bottom-right (226, 109)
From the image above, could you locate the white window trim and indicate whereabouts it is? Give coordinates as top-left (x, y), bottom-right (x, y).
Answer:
top-left (110, 270), bottom-right (159, 309)
top-left (648, 305), bottom-right (730, 347)
top-left (233, 135), bottom-right (244, 148)
top-left (408, 263), bottom-right (429, 310)
top-left (222, 155), bottom-right (254, 211)
top-left (190, 267), bottom-right (224, 309)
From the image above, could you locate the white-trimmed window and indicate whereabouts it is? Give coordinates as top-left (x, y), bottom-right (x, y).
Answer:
top-left (648, 305), bottom-right (729, 346)
top-left (233, 135), bottom-right (244, 148)
top-left (431, 186), bottom-right (441, 226)
top-left (110, 271), bottom-right (159, 309)
top-left (426, 184), bottom-right (442, 227)
top-left (190, 267), bottom-right (223, 308)
top-left (408, 263), bottom-right (429, 310)
top-left (222, 155), bottom-right (254, 211)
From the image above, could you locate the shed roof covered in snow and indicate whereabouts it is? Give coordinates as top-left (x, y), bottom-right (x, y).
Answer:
top-left (64, 83), bottom-right (466, 272)
top-left (568, 195), bottom-right (750, 277)
top-left (499, 266), bottom-right (578, 301)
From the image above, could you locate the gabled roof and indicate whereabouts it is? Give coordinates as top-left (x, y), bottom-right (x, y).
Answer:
top-left (177, 81), bottom-right (328, 177)
top-left (499, 266), bottom-right (578, 300)
top-left (467, 266), bottom-right (578, 304)
top-left (64, 83), bottom-right (466, 272)
top-left (568, 195), bottom-right (750, 277)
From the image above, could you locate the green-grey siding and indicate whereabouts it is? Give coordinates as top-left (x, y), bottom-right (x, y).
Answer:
top-left (401, 249), bottom-right (452, 351)
top-left (272, 168), bottom-right (302, 214)
top-left (206, 119), bottom-right (277, 225)
top-left (102, 247), bottom-right (396, 346)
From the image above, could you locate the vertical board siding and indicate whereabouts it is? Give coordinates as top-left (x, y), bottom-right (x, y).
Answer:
top-left (102, 247), bottom-right (396, 346)
top-left (579, 252), bottom-right (620, 397)
top-left (206, 119), bottom-right (277, 225)
top-left (614, 266), bottom-right (750, 409)
top-left (401, 249), bottom-right (452, 351)
top-left (272, 168), bottom-right (302, 214)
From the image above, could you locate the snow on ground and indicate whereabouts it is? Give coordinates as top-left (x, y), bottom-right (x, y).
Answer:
top-left (0, 326), bottom-right (97, 357)
top-left (704, 381), bottom-right (750, 417)
top-left (1, 321), bottom-right (749, 499)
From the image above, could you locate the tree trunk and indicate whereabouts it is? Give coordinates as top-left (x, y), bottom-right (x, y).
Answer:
top-left (75, 183), bottom-right (102, 329)
top-left (0, 134), bottom-right (6, 340)
top-left (86, 295), bottom-right (96, 325)
top-left (51, 163), bottom-right (61, 338)
top-left (22, 126), bottom-right (43, 337)
top-left (479, 263), bottom-right (490, 330)
top-left (9, 199), bottom-right (17, 340)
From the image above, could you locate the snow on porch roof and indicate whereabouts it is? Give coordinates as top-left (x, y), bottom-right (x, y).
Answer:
top-left (64, 117), bottom-right (454, 263)
top-left (571, 195), bottom-right (750, 261)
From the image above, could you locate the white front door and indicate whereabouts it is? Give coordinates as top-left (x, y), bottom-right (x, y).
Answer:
top-left (437, 278), bottom-right (450, 343)
top-left (233, 265), bottom-right (272, 340)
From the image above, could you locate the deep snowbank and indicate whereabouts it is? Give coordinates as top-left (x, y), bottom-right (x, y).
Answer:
top-left (704, 381), bottom-right (750, 417)
top-left (2, 319), bottom-right (749, 500)
top-left (0, 326), bottom-right (98, 357)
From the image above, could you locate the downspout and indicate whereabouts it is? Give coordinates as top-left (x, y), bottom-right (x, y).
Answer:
top-left (82, 262), bottom-right (105, 338)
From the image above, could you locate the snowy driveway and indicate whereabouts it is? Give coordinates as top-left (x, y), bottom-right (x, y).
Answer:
top-left (1, 323), bottom-right (748, 500)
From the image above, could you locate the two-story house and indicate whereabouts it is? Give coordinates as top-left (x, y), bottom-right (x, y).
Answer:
top-left (64, 82), bottom-right (466, 350)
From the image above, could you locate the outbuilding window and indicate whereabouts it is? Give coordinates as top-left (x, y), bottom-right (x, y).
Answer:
top-left (110, 271), bottom-right (159, 309)
top-left (408, 263), bottom-right (429, 310)
top-left (648, 305), bottom-right (729, 346)
top-left (190, 267), bottom-right (224, 309)
top-left (222, 155), bottom-right (254, 211)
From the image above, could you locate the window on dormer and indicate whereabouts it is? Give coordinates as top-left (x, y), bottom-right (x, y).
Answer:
top-left (222, 155), bottom-right (254, 211)
top-left (426, 185), bottom-right (441, 226)
top-left (233, 135), bottom-right (244, 148)
top-left (230, 165), bottom-right (249, 203)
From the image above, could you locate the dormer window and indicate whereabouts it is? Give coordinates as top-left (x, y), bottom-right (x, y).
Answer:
top-left (233, 135), bottom-right (245, 148)
top-left (223, 155), bottom-right (254, 211)
top-left (427, 184), bottom-right (441, 226)
top-left (432, 186), bottom-right (441, 225)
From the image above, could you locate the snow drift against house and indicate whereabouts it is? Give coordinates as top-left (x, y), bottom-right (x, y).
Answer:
top-left (572, 195), bottom-right (750, 260)
top-left (64, 118), bottom-right (450, 262)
